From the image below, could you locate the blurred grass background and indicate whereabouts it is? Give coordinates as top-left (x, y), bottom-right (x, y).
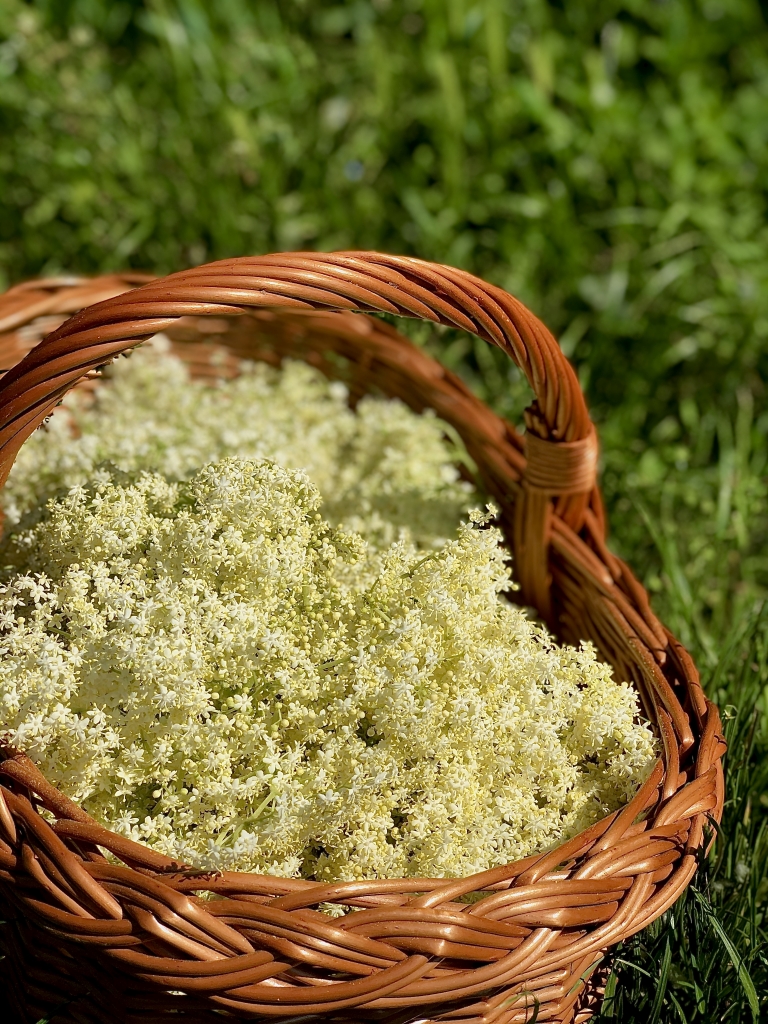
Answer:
top-left (1, 0), bottom-right (767, 1019)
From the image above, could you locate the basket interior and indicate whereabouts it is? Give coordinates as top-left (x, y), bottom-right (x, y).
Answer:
top-left (3, 304), bottom-right (668, 729)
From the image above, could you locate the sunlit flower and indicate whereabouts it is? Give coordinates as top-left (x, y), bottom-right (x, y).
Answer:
top-left (0, 345), bottom-right (657, 881)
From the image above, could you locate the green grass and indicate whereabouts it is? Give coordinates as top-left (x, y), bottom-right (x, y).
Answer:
top-left (1, 1), bottom-right (767, 1019)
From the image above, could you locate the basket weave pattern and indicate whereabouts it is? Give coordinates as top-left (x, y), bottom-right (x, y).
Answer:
top-left (0, 255), bottom-right (725, 1024)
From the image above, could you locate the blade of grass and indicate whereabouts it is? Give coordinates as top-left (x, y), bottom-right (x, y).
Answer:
top-left (647, 935), bottom-right (672, 1024)
top-left (689, 887), bottom-right (760, 1021)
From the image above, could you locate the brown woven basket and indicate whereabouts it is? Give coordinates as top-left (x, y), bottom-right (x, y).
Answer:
top-left (0, 254), bottom-right (725, 1024)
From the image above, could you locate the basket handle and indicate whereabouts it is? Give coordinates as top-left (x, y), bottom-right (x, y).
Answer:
top-left (0, 252), bottom-right (599, 614)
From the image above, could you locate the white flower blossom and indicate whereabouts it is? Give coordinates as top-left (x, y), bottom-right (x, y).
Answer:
top-left (0, 345), bottom-right (657, 881)
top-left (3, 338), bottom-right (473, 551)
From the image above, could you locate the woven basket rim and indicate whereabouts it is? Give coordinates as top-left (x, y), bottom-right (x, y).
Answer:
top-left (0, 256), bottom-right (725, 1024)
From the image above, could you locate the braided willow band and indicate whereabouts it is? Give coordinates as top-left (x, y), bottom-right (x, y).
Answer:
top-left (0, 256), bottom-right (724, 1024)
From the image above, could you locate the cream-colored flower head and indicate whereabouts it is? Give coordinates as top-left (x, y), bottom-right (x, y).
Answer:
top-left (2, 339), bottom-right (473, 552)
top-left (0, 455), bottom-right (656, 880)
top-left (0, 344), bottom-right (657, 880)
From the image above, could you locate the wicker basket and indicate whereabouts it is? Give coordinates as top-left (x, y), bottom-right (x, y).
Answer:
top-left (0, 254), bottom-right (725, 1024)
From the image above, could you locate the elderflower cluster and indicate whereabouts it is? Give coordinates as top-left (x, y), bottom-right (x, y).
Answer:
top-left (0, 454), bottom-right (657, 880)
top-left (2, 338), bottom-right (473, 552)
